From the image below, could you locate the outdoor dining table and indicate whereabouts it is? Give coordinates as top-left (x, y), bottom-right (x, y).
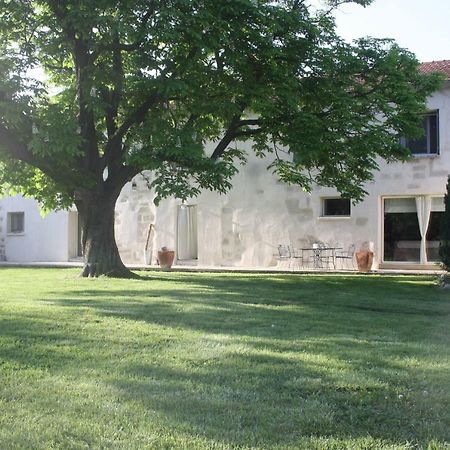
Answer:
top-left (300, 246), bottom-right (343, 269)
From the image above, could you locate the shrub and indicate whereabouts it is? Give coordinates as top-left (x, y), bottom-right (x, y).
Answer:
top-left (439, 175), bottom-right (450, 271)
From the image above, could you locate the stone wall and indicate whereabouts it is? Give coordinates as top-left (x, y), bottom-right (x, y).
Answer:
top-left (114, 85), bottom-right (450, 269)
top-left (115, 175), bottom-right (158, 265)
top-left (2, 88), bottom-right (449, 268)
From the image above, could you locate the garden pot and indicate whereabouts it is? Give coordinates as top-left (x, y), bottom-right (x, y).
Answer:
top-left (355, 250), bottom-right (373, 272)
top-left (158, 250), bottom-right (175, 269)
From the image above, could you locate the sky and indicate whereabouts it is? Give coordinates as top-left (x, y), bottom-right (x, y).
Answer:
top-left (331, 0), bottom-right (450, 62)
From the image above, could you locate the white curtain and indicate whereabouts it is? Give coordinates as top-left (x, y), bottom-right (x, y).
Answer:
top-left (416, 196), bottom-right (432, 264)
top-left (177, 205), bottom-right (198, 260)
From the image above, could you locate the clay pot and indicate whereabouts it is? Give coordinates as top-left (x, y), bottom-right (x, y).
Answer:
top-left (158, 250), bottom-right (175, 269)
top-left (355, 250), bottom-right (374, 272)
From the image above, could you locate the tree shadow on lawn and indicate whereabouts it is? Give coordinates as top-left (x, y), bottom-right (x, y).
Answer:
top-left (112, 352), bottom-right (449, 447)
top-left (137, 272), bottom-right (450, 315)
top-left (0, 313), bottom-right (117, 373)
top-left (50, 273), bottom-right (450, 339)
top-left (1, 311), bottom-right (448, 448)
top-left (2, 273), bottom-right (449, 447)
top-left (39, 275), bottom-right (450, 445)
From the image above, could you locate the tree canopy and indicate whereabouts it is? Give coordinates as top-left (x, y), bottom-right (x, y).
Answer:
top-left (0, 0), bottom-right (442, 276)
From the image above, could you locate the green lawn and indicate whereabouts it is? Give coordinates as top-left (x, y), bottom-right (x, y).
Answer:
top-left (0, 269), bottom-right (449, 449)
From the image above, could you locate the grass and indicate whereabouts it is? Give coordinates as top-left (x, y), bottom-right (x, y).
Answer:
top-left (0, 268), bottom-right (449, 449)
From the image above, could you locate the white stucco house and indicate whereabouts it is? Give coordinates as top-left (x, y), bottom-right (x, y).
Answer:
top-left (1, 60), bottom-right (450, 270)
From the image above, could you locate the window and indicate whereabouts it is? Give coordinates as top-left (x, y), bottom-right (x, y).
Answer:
top-left (322, 198), bottom-right (351, 217)
top-left (7, 212), bottom-right (24, 234)
top-left (400, 111), bottom-right (439, 155)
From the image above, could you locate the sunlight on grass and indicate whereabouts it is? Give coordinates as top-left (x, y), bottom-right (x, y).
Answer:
top-left (0, 268), bottom-right (449, 449)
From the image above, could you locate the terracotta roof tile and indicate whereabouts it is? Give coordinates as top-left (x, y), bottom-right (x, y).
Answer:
top-left (419, 60), bottom-right (450, 80)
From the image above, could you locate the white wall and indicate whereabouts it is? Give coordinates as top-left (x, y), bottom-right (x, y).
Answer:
top-left (3, 87), bottom-right (449, 268)
top-left (115, 85), bottom-right (450, 269)
top-left (115, 177), bottom-right (157, 264)
top-left (0, 195), bottom-right (70, 262)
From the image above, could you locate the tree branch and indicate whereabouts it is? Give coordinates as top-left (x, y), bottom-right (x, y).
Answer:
top-left (234, 128), bottom-right (263, 138)
top-left (210, 110), bottom-right (264, 160)
top-left (210, 115), bottom-right (243, 161)
top-left (0, 122), bottom-right (85, 188)
top-left (104, 164), bottom-right (140, 196)
top-left (104, 90), bottom-right (161, 159)
top-left (103, 46), bottom-right (199, 170)
top-left (73, 38), bottom-right (100, 172)
top-left (46, 1), bottom-right (76, 41)
top-left (102, 31), bottom-right (124, 140)
top-left (47, 0), bottom-right (100, 174)
top-left (92, 3), bottom-right (160, 60)
top-left (237, 119), bottom-right (261, 127)
top-left (0, 122), bottom-right (32, 163)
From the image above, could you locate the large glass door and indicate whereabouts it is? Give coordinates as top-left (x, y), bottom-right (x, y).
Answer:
top-left (383, 196), bottom-right (444, 264)
top-left (384, 198), bottom-right (420, 262)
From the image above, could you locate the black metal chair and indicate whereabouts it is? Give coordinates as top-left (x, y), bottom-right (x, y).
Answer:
top-left (335, 244), bottom-right (356, 269)
top-left (317, 242), bottom-right (334, 269)
top-left (290, 247), bottom-right (305, 269)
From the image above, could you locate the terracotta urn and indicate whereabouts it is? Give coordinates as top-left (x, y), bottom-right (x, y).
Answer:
top-left (355, 250), bottom-right (374, 272)
top-left (158, 247), bottom-right (175, 269)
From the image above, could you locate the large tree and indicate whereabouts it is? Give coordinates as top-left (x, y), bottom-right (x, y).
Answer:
top-left (0, 0), bottom-right (441, 277)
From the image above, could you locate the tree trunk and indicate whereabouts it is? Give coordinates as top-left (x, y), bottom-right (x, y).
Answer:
top-left (76, 192), bottom-right (133, 278)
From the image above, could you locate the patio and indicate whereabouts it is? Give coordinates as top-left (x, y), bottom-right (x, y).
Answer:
top-left (0, 260), bottom-right (443, 276)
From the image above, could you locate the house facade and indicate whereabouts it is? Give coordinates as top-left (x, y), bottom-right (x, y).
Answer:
top-left (0, 195), bottom-right (80, 263)
top-left (1, 61), bottom-right (450, 270)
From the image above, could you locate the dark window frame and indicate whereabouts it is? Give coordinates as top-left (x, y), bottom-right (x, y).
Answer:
top-left (321, 198), bottom-right (351, 217)
top-left (7, 212), bottom-right (25, 234)
top-left (400, 110), bottom-right (439, 156)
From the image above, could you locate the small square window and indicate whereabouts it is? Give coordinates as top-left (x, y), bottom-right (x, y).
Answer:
top-left (322, 198), bottom-right (351, 217)
top-left (400, 111), bottom-right (439, 155)
top-left (7, 212), bottom-right (24, 233)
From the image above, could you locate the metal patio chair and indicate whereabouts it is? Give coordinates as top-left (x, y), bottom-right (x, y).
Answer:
top-left (335, 244), bottom-right (356, 269)
top-left (317, 242), bottom-right (334, 269)
top-left (277, 244), bottom-right (292, 268)
top-left (290, 247), bottom-right (305, 269)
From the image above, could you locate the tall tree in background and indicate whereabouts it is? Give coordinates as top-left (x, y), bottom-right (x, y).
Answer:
top-left (439, 175), bottom-right (450, 271)
top-left (0, 0), bottom-right (441, 277)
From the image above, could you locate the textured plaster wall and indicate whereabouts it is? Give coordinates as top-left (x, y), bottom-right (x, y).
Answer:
top-left (3, 88), bottom-right (449, 267)
top-left (114, 159), bottom-right (373, 267)
top-left (0, 195), bottom-right (71, 262)
top-left (115, 176), bottom-right (157, 264)
top-left (115, 157), bottom-right (371, 267)
top-left (115, 86), bottom-right (450, 269)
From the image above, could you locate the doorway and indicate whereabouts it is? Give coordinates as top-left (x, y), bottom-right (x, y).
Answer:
top-left (177, 205), bottom-right (198, 260)
top-left (68, 211), bottom-right (83, 259)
